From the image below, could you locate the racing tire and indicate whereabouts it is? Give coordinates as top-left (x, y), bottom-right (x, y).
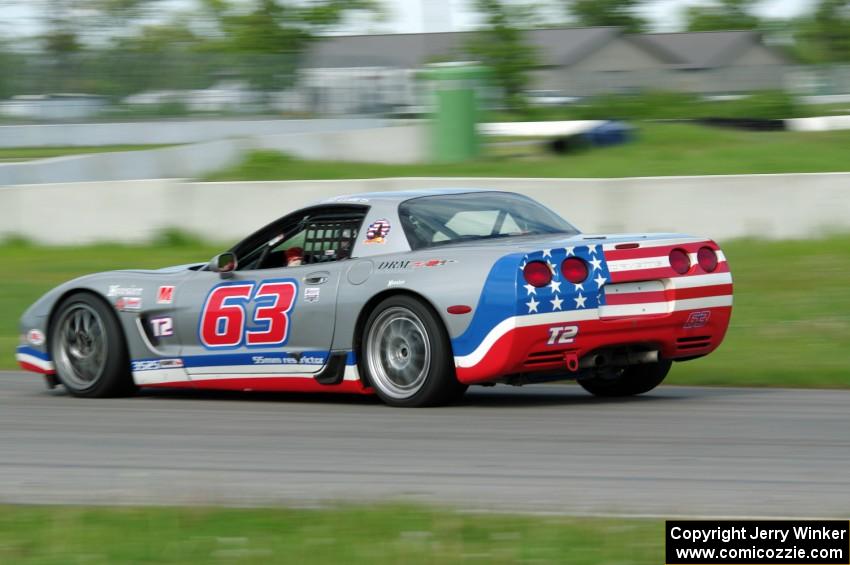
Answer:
top-left (577, 360), bottom-right (672, 397)
top-left (361, 295), bottom-right (464, 407)
top-left (49, 292), bottom-right (135, 398)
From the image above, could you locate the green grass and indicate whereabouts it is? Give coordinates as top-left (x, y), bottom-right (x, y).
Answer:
top-left (0, 504), bottom-right (662, 564)
top-left (2, 236), bottom-right (849, 388)
top-left (802, 102), bottom-right (850, 116)
top-left (0, 144), bottom-right (178, 162)
top-left (205, 123), bottom-right (850, 181)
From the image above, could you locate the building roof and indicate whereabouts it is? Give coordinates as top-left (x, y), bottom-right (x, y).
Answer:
top-left (632, 30), bottom-right (785, 69)
top-left (305, 28), bottom-right (787, 71)
top-left (305, 27), bottom-right (625, 69)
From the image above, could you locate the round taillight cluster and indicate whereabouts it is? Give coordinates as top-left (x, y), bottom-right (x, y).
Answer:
top-left (697, 246), bottom-right (718, 272)
top-left (561, 257), bottom-right (588, 284)
top-left (669, 248), bottom-right (691, 275)
top-left (523, 261), bottom-right (552, 288)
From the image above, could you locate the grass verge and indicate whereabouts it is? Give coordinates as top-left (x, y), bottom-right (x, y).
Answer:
top-left (0, 504), bottom-right (662, 564)
top-left (1, 236), bottom-right (848, 388)
top-left (205, 123), bottom-right (850, 181)
top-left (0, 144), bottom-right (178, 162)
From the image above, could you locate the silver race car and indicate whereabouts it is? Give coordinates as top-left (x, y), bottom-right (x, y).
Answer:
top-left (17, 189), bottom-right (733, 407)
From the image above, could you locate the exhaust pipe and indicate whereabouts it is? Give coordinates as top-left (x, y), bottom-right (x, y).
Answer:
top-left (579, 352), bottom-right (607, 369)
top-left (627, 350), bottom-right (659, 365)
top-left (579, 350), bottom-right (658, 369)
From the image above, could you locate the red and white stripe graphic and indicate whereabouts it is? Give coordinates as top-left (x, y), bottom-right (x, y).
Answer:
top-left (16, 352), bottom-right (55, 375)
top-left (454, 238), bottom-right (733, 381)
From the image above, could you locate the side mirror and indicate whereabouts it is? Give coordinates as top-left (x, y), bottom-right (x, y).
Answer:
top-left (209, 252), bottom-right (237, 278)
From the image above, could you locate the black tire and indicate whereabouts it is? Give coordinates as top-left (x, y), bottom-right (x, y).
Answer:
top-left (577, 360), bottom-right (672, 397)
top-left (360, 295), bottom-right (464, 407)
top-left (49, 292), bottom-right (135, 398)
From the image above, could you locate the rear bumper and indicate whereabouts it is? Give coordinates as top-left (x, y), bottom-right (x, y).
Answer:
top-left (453, 303), bottom-right (731, 384)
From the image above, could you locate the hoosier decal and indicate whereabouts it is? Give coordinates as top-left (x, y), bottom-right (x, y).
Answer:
top-left (107, 285), bottom-right (143, 297)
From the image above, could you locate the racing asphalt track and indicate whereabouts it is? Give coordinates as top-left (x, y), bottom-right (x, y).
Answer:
top-left (1, 371), bottom-right (849, 518)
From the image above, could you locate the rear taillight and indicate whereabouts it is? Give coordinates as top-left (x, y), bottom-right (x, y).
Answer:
top-left (697, 246), bottom-right (718, 272)
top-left (669, 248), bottom-right (691, 275)
top-left (561, 257), bottom-right (588, 284)
top-left (523, 261), bottom-right (552, 288)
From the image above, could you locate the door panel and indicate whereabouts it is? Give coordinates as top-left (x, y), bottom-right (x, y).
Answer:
top-left (175, 264), bottom-right (341, 377)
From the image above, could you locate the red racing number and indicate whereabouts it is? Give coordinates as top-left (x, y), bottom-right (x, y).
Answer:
top-left (246, 282), bottom-right (297, 346)
top-left (199, 280), bottom-right (297, 348)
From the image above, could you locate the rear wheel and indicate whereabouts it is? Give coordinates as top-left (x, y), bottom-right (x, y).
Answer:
top-left (361, 295), bottom-right (465, 407)
top-left (577, 360), bottom-right (672, 397)
top-left (49, 293), bottom-right (135, 398)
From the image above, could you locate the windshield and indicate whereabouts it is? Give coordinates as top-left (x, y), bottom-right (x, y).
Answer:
top-left (398, 192), bottom-right (578, 250)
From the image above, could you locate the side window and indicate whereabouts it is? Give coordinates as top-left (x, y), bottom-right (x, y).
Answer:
top-left (437, 209), bottom-right (523, 243)
top-left (445, 210), bottom-right (500, 237)
top-left (301, 222), bottom-right (358, 264)
top-left (498, 213), bottom-right (521, 234)
top-left (267, 229), bottom-right (308, 267)
top-left (244, 210), bottom-right (364, 270)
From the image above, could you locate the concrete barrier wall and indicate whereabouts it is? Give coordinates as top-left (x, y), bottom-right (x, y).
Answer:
top-left (786, 115), bottom-right (850, 132)
top-left (0, 118), bottom-right (387, 148)
top-left (0, 139), bottom-right (246, 186)
top-left (0, 125), bottom-right (427, 185)
top-left (253, 126), bottom-right (427, 164)
top-left (2, 173), bottom-right (847, 245)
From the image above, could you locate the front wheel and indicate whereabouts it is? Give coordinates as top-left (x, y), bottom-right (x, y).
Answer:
top-left (577, 360), bottom-right (672, 397)
top-left (361, 295), bottom-right (464, 407)
top-left (49, 292), bottom-right (135, 398)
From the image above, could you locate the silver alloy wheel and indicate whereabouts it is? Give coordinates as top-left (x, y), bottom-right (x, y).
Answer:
top-left (52, 303), bottom-right (108, 390)
top-left (365, 306), bottom-right (432, 400)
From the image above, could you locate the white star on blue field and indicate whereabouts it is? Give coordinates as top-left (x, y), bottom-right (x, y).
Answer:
top-left (520, 245), bottom-right (610, 315)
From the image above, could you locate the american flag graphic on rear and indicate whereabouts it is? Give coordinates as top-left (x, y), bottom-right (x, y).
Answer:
top-left (518, 239), bottom-right (732, 319)
top-left (520, 244), bottom-right (611, 315)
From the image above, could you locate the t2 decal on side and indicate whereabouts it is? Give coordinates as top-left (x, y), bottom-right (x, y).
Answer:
top-left (547, 325), bottom-right (579, 345)
top-left (199, 279), bottom-right (297, 349)
top-left (150, 317), bottom-right (174, 337)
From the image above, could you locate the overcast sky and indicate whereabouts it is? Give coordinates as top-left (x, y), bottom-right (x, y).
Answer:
top-left (375, 0), bottom-right (814, 34)
top-left (0, 0), bottom-right (816, 37)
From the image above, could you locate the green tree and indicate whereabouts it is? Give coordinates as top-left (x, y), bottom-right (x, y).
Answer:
top-left (0, 40), bottom-right (22, 99)
top-left (684, 0), bottom-right (760, 31)
top-left (97, 18), bottom-right (221, 97)
top-left (200, 0), bottom-right (378, 95)
top-left (793, 0), bottom-right (850, 63)
top-left (564, 0), bottom-right (648, 33)
top-left (25, 0), bottom-right (166, 92)
top-left (467, 0), bottom-right (538, 111)
top-left (38, 1), bottom-right (83, 92)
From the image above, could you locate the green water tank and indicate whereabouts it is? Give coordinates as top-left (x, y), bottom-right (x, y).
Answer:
top-left (421, 63), bottom-right (488, 163)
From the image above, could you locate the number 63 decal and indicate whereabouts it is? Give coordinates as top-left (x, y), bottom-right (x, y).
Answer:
top-left (199, 279), bottom-right (297, 349)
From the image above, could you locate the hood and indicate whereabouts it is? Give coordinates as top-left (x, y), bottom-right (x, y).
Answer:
top-left (116, 263), bottom-right (205, 275)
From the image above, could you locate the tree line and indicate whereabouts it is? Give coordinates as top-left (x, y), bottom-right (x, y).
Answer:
top-left (0, 0), bottom-right (847, 106)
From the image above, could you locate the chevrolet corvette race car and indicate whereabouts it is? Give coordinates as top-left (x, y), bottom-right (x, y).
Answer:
top-left (16, 189), bottom-right (732, 407)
